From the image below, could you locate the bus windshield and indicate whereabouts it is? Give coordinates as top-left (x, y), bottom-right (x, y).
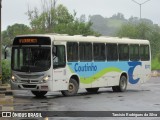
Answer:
top-left (11, 47), bottom-right (51, 72)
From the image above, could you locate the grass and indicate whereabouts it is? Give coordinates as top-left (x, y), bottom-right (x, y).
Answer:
top-left (151, 57), bottom-right (160, 70)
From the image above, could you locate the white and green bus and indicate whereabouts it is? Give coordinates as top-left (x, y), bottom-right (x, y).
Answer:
top-left (11, 34), bottom-right (151, 97)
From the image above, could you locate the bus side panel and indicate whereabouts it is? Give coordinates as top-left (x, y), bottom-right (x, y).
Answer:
top-left (67, 59), bottom-right (151, 89)
top-left (128, 61), bottom-right (151, 85)
top-left (68, 61), bottom-right (128, 88)
top-left (139, 61), bottom-right (151, 84)
top-left (52, 67), bottom-right (69, 91)
top-left (67, 62), bottom-right (92, 89)
top-left (92, 62), bottom-right (122, 88)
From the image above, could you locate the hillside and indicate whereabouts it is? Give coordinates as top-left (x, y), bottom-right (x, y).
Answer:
top-left (89, 13), bottom-right (154, 36)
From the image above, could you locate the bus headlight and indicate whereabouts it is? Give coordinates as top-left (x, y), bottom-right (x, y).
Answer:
top-left (43, 76), bottom-right (49, 82)
top-left (11, 75), bottom-right (16, 82)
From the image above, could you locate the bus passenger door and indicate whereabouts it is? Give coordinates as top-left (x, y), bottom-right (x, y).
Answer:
top-left (52, 45), bottom-right (68, 91)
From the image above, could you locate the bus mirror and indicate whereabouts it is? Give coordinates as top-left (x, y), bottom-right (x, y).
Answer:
top-left (4, 51), bottom-right (7, 59)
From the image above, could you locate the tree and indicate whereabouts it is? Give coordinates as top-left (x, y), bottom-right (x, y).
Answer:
top-left (111, 13), bottom-right (125, 20)
top-left (2, 23), bottom-right (31, 47)
top-left (117, 23), bottom-right (138, 39)
top-left (2, 24), bottom-right (31, 59)
top-left (117, 22), bottom-right (160, 58)
top-left (2, 60), bottom-right (11, 84)
top-left (27, 0), bottom-right (99, 36)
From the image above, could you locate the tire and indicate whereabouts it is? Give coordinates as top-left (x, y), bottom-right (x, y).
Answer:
top-left (31, 91), bottom-right (47, 97)
top-left (112, 76), bottom-right (127, 92)
top-left (61, 78), bottom-right (79, 96)
top-left (86, 88), bottom-right (99, 93)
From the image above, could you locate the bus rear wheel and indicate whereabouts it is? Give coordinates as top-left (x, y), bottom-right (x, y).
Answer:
top-left (61, 78), bottom-right (79, 96)
top-left (86, 88), bottom-right (99, 93)
top-left (112, 76), bottom-right (127, 92)
top-left (31, 91), bottom-right (47, 97)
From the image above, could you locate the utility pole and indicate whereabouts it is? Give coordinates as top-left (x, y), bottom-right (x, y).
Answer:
top-left (0, 0), bottom-right (2, 85)
top-left (132, 0), bottom-right (151, 19)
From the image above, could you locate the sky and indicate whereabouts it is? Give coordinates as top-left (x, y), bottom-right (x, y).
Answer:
top-left (1, 0), bottom-right (160, 30)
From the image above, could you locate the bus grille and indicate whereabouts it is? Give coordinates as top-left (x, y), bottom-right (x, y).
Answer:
top-left (20, 80), bottom-right (39, 83)
top-left (22, 85), bottom-right (37, 88)
top-left (17, 74), bottom-right (44, 79)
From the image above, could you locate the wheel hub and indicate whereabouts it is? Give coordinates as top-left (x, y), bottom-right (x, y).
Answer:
top-left (68, 83), bottom-right (74, 92)
top-left (120, 78), bottom-right (126, 90)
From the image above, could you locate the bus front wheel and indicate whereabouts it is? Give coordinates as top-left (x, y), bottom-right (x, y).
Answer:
top-left (61, 78), bottom-right (79, 96)
top-left (112, 76), bottom-right (127, 92)
top-left (31, 91), bottom-right (47, 97)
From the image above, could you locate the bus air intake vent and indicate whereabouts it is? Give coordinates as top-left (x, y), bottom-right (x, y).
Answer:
top-left (22, 85), bottom-right (37, 88)
top-left (17, 74), bottom-right (44, 79)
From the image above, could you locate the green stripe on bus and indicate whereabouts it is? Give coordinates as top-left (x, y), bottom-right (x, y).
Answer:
top-left (80, 67), bottom-right (122, 84)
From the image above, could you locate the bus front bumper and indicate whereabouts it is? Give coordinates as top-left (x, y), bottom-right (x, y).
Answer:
top-left (10, 80), bottom-right (49, 91)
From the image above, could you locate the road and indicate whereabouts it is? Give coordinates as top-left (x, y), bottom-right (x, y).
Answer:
top-left (2, 77), bottom-right (160, 120)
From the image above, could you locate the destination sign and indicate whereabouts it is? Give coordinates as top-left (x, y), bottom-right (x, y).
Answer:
top-left (19, 39), bottom-right (38, 44)
top-left (13, 36), bottom-right (51, 45)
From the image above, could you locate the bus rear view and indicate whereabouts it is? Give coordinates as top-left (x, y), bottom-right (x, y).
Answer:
top-left (11, 36), bottom-right (52, 97)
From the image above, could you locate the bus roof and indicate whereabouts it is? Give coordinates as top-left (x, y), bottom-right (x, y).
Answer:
top-left (15, 34), bottom-right (150, 44)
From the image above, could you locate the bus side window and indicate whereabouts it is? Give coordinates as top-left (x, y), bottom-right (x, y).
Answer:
top-left (140, 45), bottom-right (150, 61)
top-left (106, 44), bottom-right (118, 61)
top-left (67, 42), bottom-right (78, 62)
top-left (93, 43), bottom-right (105, 61)
top-left (130, 44), bottom-right (140, 61)
top-left (53, 46), bottom-right (58, 63)
top-left (119, 44), bottom-right (129, 61)
top-left (79, 42), bottom-right (92, 61)
top-left (53, 45), bottom-right (66, 68)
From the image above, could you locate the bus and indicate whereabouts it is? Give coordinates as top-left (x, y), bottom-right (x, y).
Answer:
top-left (10, 34), bottom-right (151, 97)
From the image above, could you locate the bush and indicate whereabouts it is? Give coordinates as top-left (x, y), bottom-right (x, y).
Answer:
top-left (2, 60), bottom-right (11, 84)
top-left (151, 56), bottom-right (160, 70)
